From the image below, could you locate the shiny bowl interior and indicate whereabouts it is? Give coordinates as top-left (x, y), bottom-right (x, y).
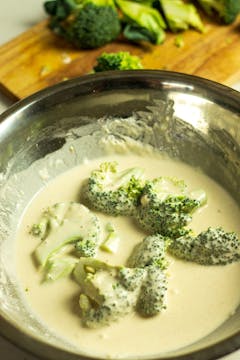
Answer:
top-left (0, 70), bottom-right (240, 360)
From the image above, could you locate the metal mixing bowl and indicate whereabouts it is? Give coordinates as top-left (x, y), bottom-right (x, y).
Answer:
top-left (0, 70), bottom-right (239, 360)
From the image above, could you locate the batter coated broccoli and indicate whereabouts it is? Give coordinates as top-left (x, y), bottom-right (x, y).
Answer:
top-left (168, 227), bottom-right (240, 265)
top-left (84, 161), bottom-right (144, 216)
top-left (135, 177), bottom-right (205, 238)
top-left (74, 258), bottom-right (146, 327)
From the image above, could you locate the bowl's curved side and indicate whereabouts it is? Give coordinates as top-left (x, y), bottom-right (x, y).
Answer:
top-left (0, 70), bottom-right (240, 360)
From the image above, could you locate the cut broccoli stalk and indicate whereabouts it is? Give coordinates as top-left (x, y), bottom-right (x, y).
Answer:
top-left (168, 227), bottom-right (240, 265)
top-left (93, 51), bottom-right (143, 72)
top-left (100, 223), bottom-right (120, 253)
top-left (127, 234), bottom-right (169, 269)
top-left (44, 254), bottom-right (79, 281)
top-left (74, 258), bottom-right (146, 327)
top-left (196, 0), bottom-right (240, 24)
top-left (159, 0), bottom-right (204, 32)
top-left (84, 161), bottom-right (145, 216)
top-left (32, 202), bottom-right (101, 266)
top-left (117, 0), bottom-right (166, 44)
top-left (135, 177), bottom-right (204, 238)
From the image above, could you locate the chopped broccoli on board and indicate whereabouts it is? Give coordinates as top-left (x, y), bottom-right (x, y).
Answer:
top-left (159, 0), bottom-right (204, 32)
top-left (84, 161), bottom-right (145, 216)
top-left (168, 227), bottom-right (240, 265)
top-left (135, 177), bottom-right (206, 238)
top-left (117, 0), bottom-right (166, 44)
top-left (93, 51), bottom-right (143, 72)
top-left (32, 202), bottom-right (101, 266)
top-left (44, 0), bottom-right (121, 48)
top-left (74, 258), bottom-right (146, 327)
top-left (196, 0), bottom-right (240, 24)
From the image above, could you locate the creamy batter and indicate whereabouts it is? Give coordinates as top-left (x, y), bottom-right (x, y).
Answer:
top-left (15, 154), bottom-right (240, 359)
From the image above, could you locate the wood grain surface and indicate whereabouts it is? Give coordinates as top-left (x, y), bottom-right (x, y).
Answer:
top-left (0, 16), bottom-right (240, 100)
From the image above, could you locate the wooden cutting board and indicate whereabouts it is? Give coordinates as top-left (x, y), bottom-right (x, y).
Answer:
top-left (0, 16), bottom-right (240, 100)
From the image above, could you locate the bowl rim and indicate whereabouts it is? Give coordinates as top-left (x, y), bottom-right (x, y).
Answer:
top-left (1, 69), bottom-right (240, 123)
top-left (0, 70), bottom-right (240, 360)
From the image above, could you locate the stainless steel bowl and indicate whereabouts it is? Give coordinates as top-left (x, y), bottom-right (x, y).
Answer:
top-left (0, 70), bottom-right (239, 360)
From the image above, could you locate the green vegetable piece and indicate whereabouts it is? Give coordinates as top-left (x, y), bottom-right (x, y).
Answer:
top-left (94, 51), bottom-right (143, 72)
top-left (196, 0), bottom-right (240, 24)
top-left (33, 202), bottom-right (101, 266)
top-left (117, 0), bottom-right (166, 44)
top-left (74, 258), bottom-right (145, 327)
top-left (44, 0), bottom-right (76, 19)
top-left (84, 161), bottom-right (145, 216)
top-left (44, 254), bottom-right (78, 281)
top-left (100, 223), bottom-right (120, 253)
top-left (159, 0), bottom-right (204, 32)
top-left (168, 227), bottom-right (240, 265)
top-left (127, 234), bottom-right (168, 316)
top-left (117, 267), bottom-right (146, 291)
top-left (127, 234), bottom-right (169, 269)
top-left (135, 177), bottom-right (204, 238)
top-left (137, 264), bottom-right (167, 317)
top-left (45, 0), bottom-right (121, 49)
top-left (174, 34), bottom-right (185, 48)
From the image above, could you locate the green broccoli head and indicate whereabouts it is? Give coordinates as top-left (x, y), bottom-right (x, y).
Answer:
top-left (93, 51), bottom-right (143, 72)
top-left (196, 0), bottom-right (240, 24)
top-left (135, 177), bottom-right (205, 238)
top-left (159, 0), bottom-right (204, 32)
top-left (45, 0), bottom-right (121, 49)
top-left (74, 258), bottom-right (146, 327)
top-left (137, 265), bottom-right (167, 317)
top-left (127, 234), bottom-right (169, 317)
top-left (168, 227), bottom-right (240, 265)
top-left (84, 161), bottom-right (145, 216)
top-left (127, 234), bottom-right (169, 269)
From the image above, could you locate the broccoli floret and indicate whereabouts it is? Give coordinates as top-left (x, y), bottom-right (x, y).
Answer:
top-left (135, 177), bottom-right (205, 238)
top-left (74, 258), bottom-right (146, 327)
top-left (168, 227), bottom-right (240, 265)
top-left (84, 161), bottom-right (145, 216)
top-left (159, 0), bottom-right (204, 32)
top-left (127, 234), bottom-right (168, 316)
top-left (136, 264), bottom-right (167, 317)
top-left (93, 51), bottom-right (143, 72)
top-left (196, 0), bottom-right (240, 24)
top-left (44, 0), bottom-right (121, 49)
top-left (127, 234), bottom-right (169, 269)
top-left (32, 202), bottom-right (101, 266)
